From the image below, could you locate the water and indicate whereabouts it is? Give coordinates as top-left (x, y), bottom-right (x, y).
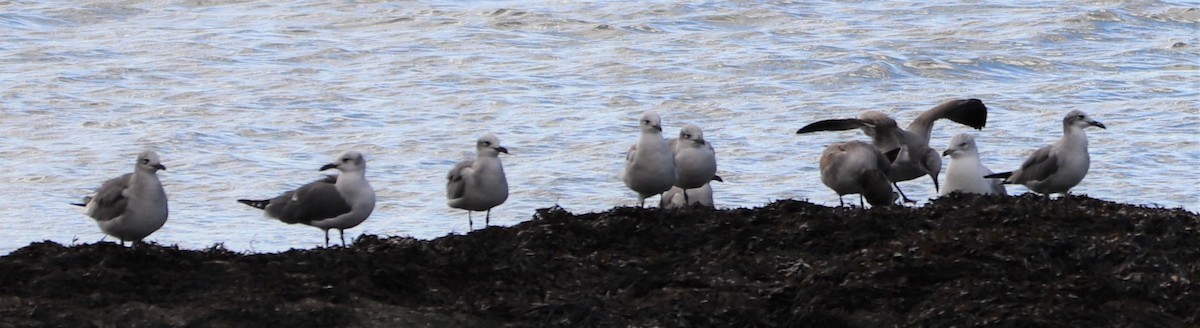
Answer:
top-left (1, 0), bottom-right (1196, 255)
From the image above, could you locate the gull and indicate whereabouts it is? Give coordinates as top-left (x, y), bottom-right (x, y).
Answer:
top-left (986, 110), bottom-right (1106, 197)
top-left (238, 151), bottom-right (375, 247)
top-left (622, 111), bottom-right (676, 207)
top-left (73, 150), bottom-right (169, 246)
top-left (797, 98), bottom-right (988, 203)
top-left (660, 175), bottom-right (723, 209)
top-left (668, 124), bottom-right (718, 205)
top-left (446, 133), bottom-right (509, 231)
top-left (819, 141), bottom-right (897, 207)
top-left (941, 133), bottom-right (1006, 196)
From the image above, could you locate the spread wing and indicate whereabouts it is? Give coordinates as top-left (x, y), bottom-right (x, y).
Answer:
top-left (446, 160), bottom-right (474, 200)
top-left (268, 176), bottom-right (351, 225)
top-left (907, 99), bottom-right (988, 141)
top-left (1010, 146), bottom-right (1057, 184)
top-left (87, 173), bottom-right (133, 221)
top-left (796, 119), bottom-right (873, 134)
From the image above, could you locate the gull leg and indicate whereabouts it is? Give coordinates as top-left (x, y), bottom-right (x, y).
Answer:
top-left (893, 182), bottom-right (916, 204)
top-left (859, 194), bottom-right (865, 208)
top-left (469, 211), bottom-right (474, 231)
top-left (683, 190), bottom-right (691, 207)
top-left (340, 229), bottom-right (346, 247)
top-left (486, 209), bottom-right (491, 227)
top-left (324, 229), bottom-right (330, 248)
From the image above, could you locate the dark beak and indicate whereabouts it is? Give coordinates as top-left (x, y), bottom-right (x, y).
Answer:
top-left (496, 146), bottom-right (509, 154)
top-left (711, 175), bottom-right (724, 183)
top-left (1090, 121), bottom-right (1107, 129)
top-left (319, 163), bottom-right (338, 171)
top-left (653, 125), bottom-right (662, 132)
top-left (696, 139), bottom-right (706, 145)
top-left (154, 164), bottom-right (167, 171)
top-left (941, 149), bottom-right (953, 157)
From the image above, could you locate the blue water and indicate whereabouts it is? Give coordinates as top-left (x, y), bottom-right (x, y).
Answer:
top-left (1, 1), bottom-right (1197, 254)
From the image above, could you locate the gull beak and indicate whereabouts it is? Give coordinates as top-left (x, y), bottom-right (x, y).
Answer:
top-left (154, 164), bottom-right (167, 171)
top-left (653, 125), bottom-right (662, 132)
top-left (319, 163), bottom-right (338, 171)
top-left (496, 146), bottom-right (509, 154)
top-left (696, 139), bottom-right (706, 145)
top-left (1090, 120), bottom-right (1107, 129)
top-left (941, 149), bottom-right (954, 157)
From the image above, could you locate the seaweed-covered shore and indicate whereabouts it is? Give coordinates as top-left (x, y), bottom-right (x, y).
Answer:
top-left (1, 194), bottom-right (1198, 327)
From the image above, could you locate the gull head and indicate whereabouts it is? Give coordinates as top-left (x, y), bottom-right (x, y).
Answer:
top-left (639, 111), bottom-right (663, 133)
top-left (477, 133), bottom-right (508, 156)
top-left (942, 133), bottom-right (978, 158)
top-left (1064, 110), bottom-right (1106, 130)
top-left (322, 150), bottom-right (367, 172)
top-left (678, 124), bottom-right (706, 145)
top-left (136, 150), bottom-right (166, 172)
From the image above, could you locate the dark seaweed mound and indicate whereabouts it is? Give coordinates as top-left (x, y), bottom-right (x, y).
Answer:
top-left (2, 194), bottom-right (1197, 327)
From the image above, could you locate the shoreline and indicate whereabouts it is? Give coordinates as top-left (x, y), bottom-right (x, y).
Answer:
top-left (2, 194), bottom-right (1197, 327)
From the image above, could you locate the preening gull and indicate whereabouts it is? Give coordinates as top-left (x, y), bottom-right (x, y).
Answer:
top-left (447, 133), bottom-right (509, 231)
top-left (986, 110), bottom-right (1105, 197)
top-left (238, 151), bottom-right (375, 247)
top-left (622, 111), bottom-right (676, 207)
top-left (668, 124), bottom-right (718, 205)
top-left (660, 175), bottom-right (723, 209)
top-left (941, 133), bottom-right (1006, 196)
top-left (818, 141), bottom-right (897, 208)
top-left (74, 150), bottom-right (169, 246)
top-left (797, 98), bottom-right (988, 203)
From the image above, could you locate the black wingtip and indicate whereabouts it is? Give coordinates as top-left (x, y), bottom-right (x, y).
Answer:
top-left (954, 98), bottom-right (988, 130)
top-left (984, 172), bottom-right (1012, 181)
top-left (796, 119), bottom-right (869, 134)
top-left (237, 199), bottom-right (270, 210)
top-left (884, 148), bottom-right (901, 163)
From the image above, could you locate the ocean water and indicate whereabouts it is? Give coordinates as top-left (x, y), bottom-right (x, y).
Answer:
top-left (1, 0), bottom-right (1196, 254)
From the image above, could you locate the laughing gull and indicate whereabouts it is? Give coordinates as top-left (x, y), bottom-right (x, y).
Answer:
top-left (73, 150), bottom-right (169, 246)
top-left (660, 175), bottom-right (723, 209)
top-left (446, 133), bottom-right (509, 231)
top-left (986, 110), bottom-right (1106, 196)
top-left (622, 111), bottom-right (676, 207)
top-left (941, 133), bottom-right (1006, 196)
top-left (797, 98), bottom-right (988, 203)
top-left (819, 141), bottom-right (897, 207)
top-left (668, 124), bottom-right (718, 205)
top-left (238, 151), bottom-right (375, 247)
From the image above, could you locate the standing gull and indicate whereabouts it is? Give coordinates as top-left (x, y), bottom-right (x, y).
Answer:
top-left (941, 133), bottom-right (1006, 196)
top-left (446, 133), bottom-right (509, 231)
top-left (818, 141), bottom-right (897, 207)
top-left (74, 150), bottom-right (169, 246)
top-left (797, 98), bottom-right (988, 203)
top-left (622, 111), bottom-right (676, 207)
top-left (238, 151), bottom-right (375, 247)
top-left (668, 124), bottom-right (718, 205)
top-left (986, 110), bottom-right (1106, 197)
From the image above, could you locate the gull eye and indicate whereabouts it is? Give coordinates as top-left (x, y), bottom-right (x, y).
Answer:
top-left (141, 159), bottom-right (150, 164)
top-left (342, 157), bottom-right (351, 163)
top-left (1077, 114), bottom-right (1085, 119)
top-left (483, 141), bottom-right (491, 146)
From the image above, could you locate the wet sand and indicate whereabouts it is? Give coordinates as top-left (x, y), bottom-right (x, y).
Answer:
top-left (2, 193), bottom-right (1197, 327)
